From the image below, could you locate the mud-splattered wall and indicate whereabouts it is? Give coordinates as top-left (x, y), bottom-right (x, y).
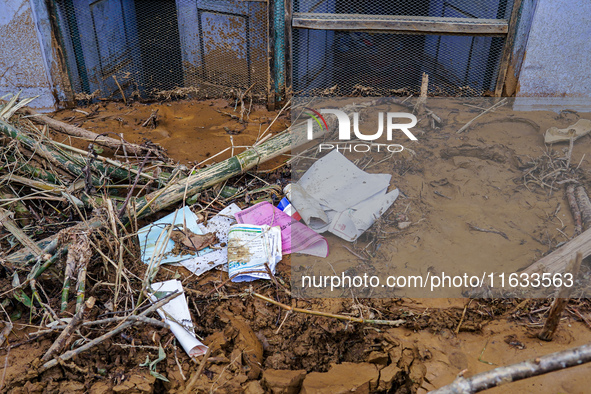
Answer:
top-left (0, 0), bottom-right (60, 111)
top-left (517, 0), bottom-right (591, 97)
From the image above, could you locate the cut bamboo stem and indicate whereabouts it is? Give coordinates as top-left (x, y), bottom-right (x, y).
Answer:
top-left (18, 106), bottom-right (145, 155)
top-left (538, 252), bottom-right (583, 341)
top-left (0, 208), bottom-right (44, 258)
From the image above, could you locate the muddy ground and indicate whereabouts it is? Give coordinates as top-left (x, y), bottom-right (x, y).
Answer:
top-left (1, 98), bottom-right (591, 393)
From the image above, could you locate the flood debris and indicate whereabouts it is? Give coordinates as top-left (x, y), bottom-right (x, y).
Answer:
top-left (292, 150), bottom-right (399, 242)
top-left (227, 224), bottom-right (282, 282)
top-left (235, 201), bottom-right (328, 256)
top-left (544, 119), bottom-right (591, 144)
top-left (149, 280), bottom-right (208, 358)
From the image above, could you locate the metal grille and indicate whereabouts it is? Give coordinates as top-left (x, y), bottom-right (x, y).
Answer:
top-left (294, 0), bottom-right (515, 20)
top-left (293, 29), bottom-right (506, 96)
top-left (51, 0), bottom-right (269, 101)
top-left (292, 0), bottom-right (513, 97)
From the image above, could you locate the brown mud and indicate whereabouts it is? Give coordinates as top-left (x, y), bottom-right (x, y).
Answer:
top-left (1, 98), bottom-right (591, 393)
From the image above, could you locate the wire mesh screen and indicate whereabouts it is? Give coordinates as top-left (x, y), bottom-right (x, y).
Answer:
top-left (293, 30), bottom-right (506, 97)
top-left (294, 0), bottom-right (515, 20)
top-left (51, 0), bottom-right (269, 101)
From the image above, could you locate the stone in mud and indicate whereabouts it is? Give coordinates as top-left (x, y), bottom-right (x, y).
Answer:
top-left (90, 381), bottom-right (114, 394)
top-left (244, 380), bottom-right (265, 394)
top-left (262, 369), bottom-right (307, 394)
top-left (58, 381), bottom-right (86, 393)
top-left (300, 362), bottom-right (379, 394)
top-left (367, 351), bottom-right (389, 366)
top-left (112, 371), bottom-right (156, 394)
top-left (377, 363), bottom-right (403, 391)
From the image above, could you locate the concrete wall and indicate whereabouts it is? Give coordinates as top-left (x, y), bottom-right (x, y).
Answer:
top-left (517, 0), bottom-right (591, 97)
top-left (0, 0), bottom-right (59, 111)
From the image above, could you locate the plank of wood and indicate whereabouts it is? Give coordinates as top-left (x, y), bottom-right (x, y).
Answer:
top-left (494, 0), bottom-right (524, 96)
top-left (292, 13), bottom-right (508, 36)
top-left (522, 227), bottom-right (591, 275)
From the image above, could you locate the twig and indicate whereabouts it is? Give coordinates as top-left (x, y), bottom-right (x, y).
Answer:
top-left (430, 343), bottom-right (591, 393)
top-left (182, 347), bottom-right (211, 394)
top-left (112, 75), bottom-right (127, 105)
top-left (467, 223), bottom-right (509, 240)
top-left (39, 291), bottom-right (181, 373)
top-left (539, 252), bottom-right (583, 341)
top-left (251, 291), bottom-right (405, 326)
top-left (457, 98), bottom-right (508, 134)
top-left (41, 304), bottom-right (85, 362)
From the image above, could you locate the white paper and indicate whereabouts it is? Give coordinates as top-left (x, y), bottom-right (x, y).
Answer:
top-left (179, 204), bottom-right (241, 275)
top-left (137, 206), bottom-right (209, 266)
top-left (149, 280), bottom-right (208, 358)
top-left (227, 224), bottom-right (282, 282)
top-left (294, 150), bottom-right (399, 241)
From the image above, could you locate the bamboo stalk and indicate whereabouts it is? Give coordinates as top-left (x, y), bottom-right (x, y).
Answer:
top-left (0, 119), bottom-right (101, 185)
top-left (0, 208), bottom-right (44, 257)
top-left (18, 106), bottom-right (146, 155)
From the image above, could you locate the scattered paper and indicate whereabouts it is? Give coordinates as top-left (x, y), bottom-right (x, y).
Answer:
top-left (293, 150), bottom-right (399, 242)
top-left (179, 204), bottom-right (242, 276)
top-left (235, 201), bottom-right (328, 257)
top-left (137, 206), bottom-right (208, 266)
top-left (149, 279), bottom-right (208, 358)
top-left (227, 224), bottom-right (282, 282)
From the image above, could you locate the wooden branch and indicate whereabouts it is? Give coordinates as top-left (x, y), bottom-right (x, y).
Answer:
top-left (566, 185), bottom-right (583, 235)
top-left (38, 291), bottom-right (181, 373)
top-left (292, 13), bottom-right (508, 35)
top-left (575, 186), bottom-right (591, 230)
top-left (18, 106), bottom-right (146, 155)
top-left (522, 227), bottom-right (591, 275)
top-left (431, 343), bottom-right (591, 393)
top-left (538, 252), bottom-right (582, 341)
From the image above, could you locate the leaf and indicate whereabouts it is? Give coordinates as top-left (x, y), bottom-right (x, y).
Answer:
top-left (150, 371), bottom-right (170, 382)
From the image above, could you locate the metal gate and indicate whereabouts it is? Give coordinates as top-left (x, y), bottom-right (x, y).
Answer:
top-left (51, 0), bottom-right (270, 101)
top-left (290, 0), bottom-right (521, 97)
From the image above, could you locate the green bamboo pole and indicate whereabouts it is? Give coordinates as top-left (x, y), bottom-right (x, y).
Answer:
top-left (0, 119), bottom-right (101, 186)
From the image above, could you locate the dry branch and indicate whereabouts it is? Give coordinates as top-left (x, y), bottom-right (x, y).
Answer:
top-left (574, 186), bottom-right (591, 230)
top-left (431, 343), bottom-right (591, 393)
top-left (566, 185), bottom-right (583, 235)
top-left (538, 252), bottom-right (582, 341)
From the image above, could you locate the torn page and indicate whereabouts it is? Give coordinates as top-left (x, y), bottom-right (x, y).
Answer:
top-left (294, 150), bottom-right (399, 242)
top-left (227, 224), bottom-right (282, 282)
top-left (179, 203), bottom-right (241, 276)
top-left (149, 279), bottom-right (208, 358)
top-left (137, 206), bottom-right (206, 266)
top-left (234, 201), bottom-right (328, 257)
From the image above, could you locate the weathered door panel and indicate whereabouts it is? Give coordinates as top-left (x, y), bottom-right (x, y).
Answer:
top-left (65, 0), bottom-right (143, 96)
top-left (176, 0), bottom-right (267, 92)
